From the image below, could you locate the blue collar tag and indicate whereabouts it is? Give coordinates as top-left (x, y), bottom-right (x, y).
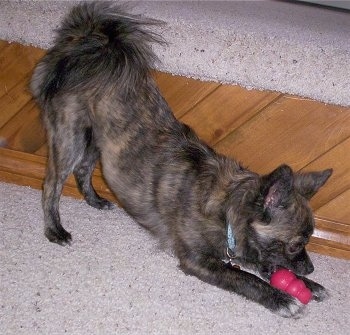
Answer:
top-left (227, 223), bottom-right (236, 255)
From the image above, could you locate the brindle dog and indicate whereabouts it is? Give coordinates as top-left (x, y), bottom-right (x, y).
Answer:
top-left (30, 2), bottom-right (332, 318)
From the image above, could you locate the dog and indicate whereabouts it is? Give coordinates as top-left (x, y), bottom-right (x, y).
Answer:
top-left (30, 1), bottom-right (332, 318)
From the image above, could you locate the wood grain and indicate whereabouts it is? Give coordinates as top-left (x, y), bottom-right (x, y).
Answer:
top-left (34, 143), bottom-right (48, 157)
top-left (314, 217), bottom-right (350, 246)
top-left (0, 40), bottom-right (9, 51)
top-left (153, 71), bottom-right (219, 118)
top-left (316, 190), bottom-right (350, 224)
top-left (0, 100), bottom-right (46, 153)
top-left (0, 43), bottom-right (26, 72)
top-left (305, 137), bottom-right (350, 211)
top-left (0, 76), bottom-right (33, 128)
top-left (0, 148), bottom-right (117, 203)
top-left (180, 85), bottom-right (281, 145)
top-left (0, 42), bottom-right (44, 98)
top-left (214, 96), bottom-right (350, 174)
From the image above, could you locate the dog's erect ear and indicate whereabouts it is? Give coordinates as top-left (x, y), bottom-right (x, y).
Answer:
top-left (261, 165), bottom-right (294, 209)
top-left (294, 169), bottom-right (333, 200)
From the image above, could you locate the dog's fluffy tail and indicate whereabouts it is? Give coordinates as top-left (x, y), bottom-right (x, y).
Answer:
top-left (31, 1), bottom-right (165, 102)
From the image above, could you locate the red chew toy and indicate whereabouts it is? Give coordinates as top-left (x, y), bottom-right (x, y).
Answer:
top-left (270, 269), bottom-right (312, 304)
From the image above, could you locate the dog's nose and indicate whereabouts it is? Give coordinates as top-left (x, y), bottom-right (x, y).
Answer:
top-left (295, 249), bottom-right (314, 275)
top-left (305, 261), bottom-right (314, 275)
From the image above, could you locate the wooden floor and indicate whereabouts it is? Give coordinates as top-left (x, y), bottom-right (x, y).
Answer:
top-left (1, 40), bottom-right (349, 260)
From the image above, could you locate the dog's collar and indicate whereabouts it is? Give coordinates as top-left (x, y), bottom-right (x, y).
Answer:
top-left (226, 223), bottom-right (236, 259)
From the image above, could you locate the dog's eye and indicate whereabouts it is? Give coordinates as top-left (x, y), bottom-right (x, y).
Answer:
top-left (303, 232), bottom-right (312, 243)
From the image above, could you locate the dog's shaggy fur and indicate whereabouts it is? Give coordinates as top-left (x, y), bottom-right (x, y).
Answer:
top-left (30, 2), bottom-right (332, 318)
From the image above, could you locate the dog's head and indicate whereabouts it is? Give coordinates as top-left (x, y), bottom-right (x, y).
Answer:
top-left (232, 165), bottom-right (332, 280)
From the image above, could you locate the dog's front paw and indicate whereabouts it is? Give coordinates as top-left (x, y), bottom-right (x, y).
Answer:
top-left (312, 285), bottom-right (329, 302)
top-left (309, 283), bottom-right (329, 302)
top-left (302, 277), bottom-right (329, 302)
top-left (273, 291), bottom-right (306, 318)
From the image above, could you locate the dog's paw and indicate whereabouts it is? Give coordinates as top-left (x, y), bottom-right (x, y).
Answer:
top-left (98, 198), bottom-right (116, 210)
top-left (273, 291), bottom-right (306, 318)
top-left (303, 278), bottom-right (330, 302)
top-left (299, 276), bottom-right (329, 302)
top-left (87, 197), bottom-right (116, 210)
top-left (276, 298), bottom-right (305, 318)
top-left (312, 286), bottom-right (330, 302)
top-left (45, 226), bottom-right (72, 246)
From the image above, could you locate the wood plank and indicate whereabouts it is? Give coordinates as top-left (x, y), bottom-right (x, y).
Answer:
top-left (34, 143), bottom-right (48, 157)
top-left (0, 76), bottom-right (32, 128)
top-left (304, 137), bottom-right (350, 210)
top-left (307, 239), bottom-right (350, 260)
top-left (0, 42), bottom-right (44, 98)
top-left (314, 217), bottom-right (350, 247)
top-left (0, 40), bottom-right (9, 51)
top-left (0, 42), bottom-right (26, 72)
top-left (0, 147), bottom-right (117, 203)
top-left (309, 215), bottom-right (350, 259)
top-left (180, 85), bottom-right (281, 145)
top-left (316, 189), bottom-right (350, 224)
top-left (153, 71), bottom-right (219, 118)
top-left (214, 96), bottom-right (350, 174)
top-left (0, 147), bottom-right (47, 179)
top-left (0, 100), bottom-right (46, 153)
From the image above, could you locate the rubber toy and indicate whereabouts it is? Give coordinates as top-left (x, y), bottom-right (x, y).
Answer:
top-left (270, 268), bottom-right (312, 304)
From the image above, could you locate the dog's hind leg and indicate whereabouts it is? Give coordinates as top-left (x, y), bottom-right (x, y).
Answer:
top-left (73, 128), bottom-right (115, 210)
top-left (42, 99), bottom-right (115, 244)
top-left (42, 110), bottom-right (94, 245)
top-left (42, 135), bottom-right (78, 245)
